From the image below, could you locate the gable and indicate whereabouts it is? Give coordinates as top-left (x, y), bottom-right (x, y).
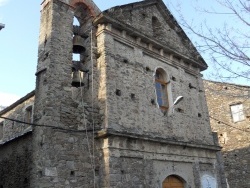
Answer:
top-left (102, 0), bottom-right (207, 70)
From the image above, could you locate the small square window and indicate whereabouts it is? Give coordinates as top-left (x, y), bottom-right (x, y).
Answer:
top-left (230, 104), bottom-right (245, 122)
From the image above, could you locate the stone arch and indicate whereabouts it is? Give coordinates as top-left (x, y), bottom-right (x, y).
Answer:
top-left (70, 0), bottom-right (101, 17)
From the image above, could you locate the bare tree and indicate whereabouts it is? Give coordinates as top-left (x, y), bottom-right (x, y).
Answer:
top-left (170, 0), bottom-right (250, 84)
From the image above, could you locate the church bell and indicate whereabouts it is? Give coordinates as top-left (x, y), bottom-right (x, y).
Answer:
top-left (71, 70), bottom-right (84, 87)
top-left (73, 35), bottom-right (85, 54)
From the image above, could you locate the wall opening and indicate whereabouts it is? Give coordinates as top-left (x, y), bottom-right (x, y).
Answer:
top-left (73, 16), bottom-right (80, 26)
top-left (230, 103), bottom-right (245, 122)
top-left (155, 67), bottom-right (172, 113)
top-left (162, 175), bottom-right (185, 188)
top-left (71, 2), bottom-right (93, 89)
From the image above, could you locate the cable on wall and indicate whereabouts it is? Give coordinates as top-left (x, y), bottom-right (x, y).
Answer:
top-left (209, 115), bottom-right (250, 133)
top-left (78, 69), bottom-right (96, 185)
top-left (0, 116), bottom-right (100, 133)
top-left (90, 27), bottom-right (96, 188)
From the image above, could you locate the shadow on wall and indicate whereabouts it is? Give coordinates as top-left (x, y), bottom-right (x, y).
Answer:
top-left (0, 134), bottom-right (32, 188)
top-left (222, 145), bottom-right (250, 188)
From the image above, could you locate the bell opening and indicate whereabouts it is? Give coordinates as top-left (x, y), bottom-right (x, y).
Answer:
top-left (73, 16), bottom-right (80, 26)
top-left (73, 45), bottom-right (86, 54)
top-left (71, 71), bottom-right (84, 88)
top-left (71, 81), bottom-right (84, 88)
top-left (72, 53), bottom-right (80, 61)
top-left (73, 35), bottom-right (85, 54)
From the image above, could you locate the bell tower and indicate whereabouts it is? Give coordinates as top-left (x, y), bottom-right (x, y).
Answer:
top-left (32, 0), bottom-right (101, 187)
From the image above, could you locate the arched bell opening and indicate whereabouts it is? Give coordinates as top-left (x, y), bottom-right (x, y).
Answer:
top-left (72, 16), bottom-right (82, 62)
top-left (72, 16), bottom-right (86, 55)
top-left (71, 69), bottom-right (85, 88)
top-left (71, 59), bottom-right (89, 88)
top-left (71, 2), bottom-right (92, 88)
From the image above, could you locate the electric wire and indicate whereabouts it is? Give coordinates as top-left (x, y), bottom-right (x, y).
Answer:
top-left (0, 116), bottom-right (99, 133)
top-left (209, 115), bottom-right (250, 133)
top-left (2, 115), bottom-right (249, 135)
top-left (1, 23), bottom-right (97, 185)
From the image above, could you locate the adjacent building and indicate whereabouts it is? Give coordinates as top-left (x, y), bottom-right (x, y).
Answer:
top-left (0, 0), bottom-right (227, 187)
top-left (0, 23), bottom-right (5, 30)
top-left (204, 80), bottom-right (250, 188)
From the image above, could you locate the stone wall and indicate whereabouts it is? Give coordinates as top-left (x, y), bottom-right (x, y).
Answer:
top-left (95, 18), bottom-right (213, 146)
top-left (92, 1), bottom-right (227, 186)
top-left (0, 90), bottom-right (33, 187)
top-left (204, 80), bottom-right (250, 188)
top-left (31, 0), bottom-right (102, 187)
top-left (97, 135), bottom-right (224, 188)
top-left (0, 91), bottom-right (34, 143)
top-left (0, 133), bottom-right (32, 188)
top-left (31, 129), bottom-right (100, 187)
top-left (104, 0), bottom-right (202, 65)
top-left (0, 0), bottom-right (228, 187)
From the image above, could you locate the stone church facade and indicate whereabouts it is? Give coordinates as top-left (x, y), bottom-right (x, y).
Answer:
top-left (0, 0), bottom-right (227, 187)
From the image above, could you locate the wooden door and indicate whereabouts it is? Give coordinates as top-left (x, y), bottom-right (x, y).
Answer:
top-left (162, 175), bottom-right (184, 188)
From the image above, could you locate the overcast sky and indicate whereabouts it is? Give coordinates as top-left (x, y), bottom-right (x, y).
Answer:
top-left (0, 0), bottom-right (242, 106)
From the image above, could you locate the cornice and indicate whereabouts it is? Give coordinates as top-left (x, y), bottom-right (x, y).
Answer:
top-left (93, 13), bottom-right (207, 72)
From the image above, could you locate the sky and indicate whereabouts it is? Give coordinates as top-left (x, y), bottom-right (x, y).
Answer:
top-left (0, 0), bottom-right (247, 106)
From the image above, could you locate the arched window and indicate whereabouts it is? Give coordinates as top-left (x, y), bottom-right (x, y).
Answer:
top-left (162, 175), bottom-right (184, 188)
top-left (155, 68), bottom-right (170, 111)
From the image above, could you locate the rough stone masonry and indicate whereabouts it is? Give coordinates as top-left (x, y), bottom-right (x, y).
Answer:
top-left (0, 0), bottom-right (227, 187)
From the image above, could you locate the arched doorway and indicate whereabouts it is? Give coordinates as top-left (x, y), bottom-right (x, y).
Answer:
top-left (162, 175), bottom-right (184, 188)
